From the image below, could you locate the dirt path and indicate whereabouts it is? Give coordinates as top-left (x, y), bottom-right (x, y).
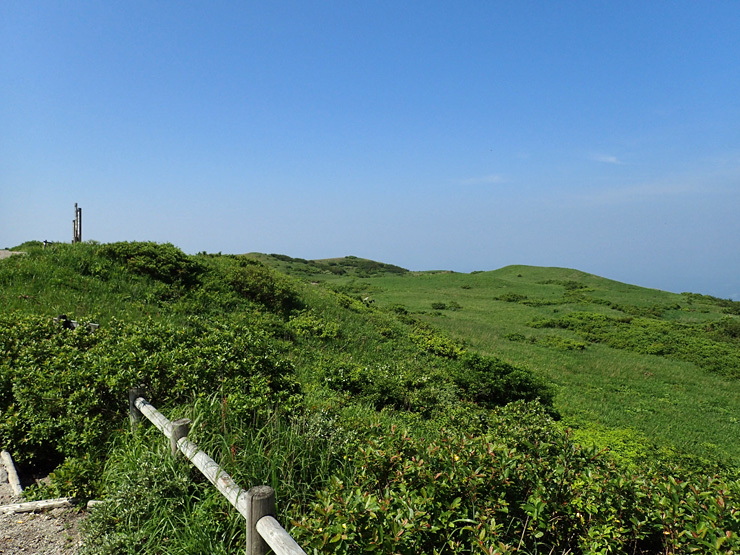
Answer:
top-left (0, 250), bottom-right (25, 260)
top-left (1, 466), bottom-right (85, 554)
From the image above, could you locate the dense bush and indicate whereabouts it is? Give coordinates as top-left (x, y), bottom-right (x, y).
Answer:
top-left (410, 326), bottom-right (464, 358)
top-left (321, 359), bottom-right (459, 415)
top-left (708, 316), bottom-right (740, 341)
top-left (292, 402), bottom-right (740, 554)
top-left (453, 353), bottom-right (555, 409)
top-left (538, 335), bottom-right (588, 351)
top-left (495, 293), bottom-right (528, 303)
top-left (288, 310), bottom-right (340, 339)
top-left (228, 259), bottom-right (302, 314)
top-left (0, 314), bottom-right (300, 496)
top-left (683, 292), bottom-right (740, 315)
top-left (97, 241), bottom-right (203, 287)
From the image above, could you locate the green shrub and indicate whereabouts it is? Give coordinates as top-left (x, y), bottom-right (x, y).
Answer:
top-left (288, 311), bottom-right (340, 339)
top-left (539, 335), bottom-right (588, 351)
top-left (410, 327), bottom-right (464, 359)
top-left (97, 242), bottom-right (203, 287)
top-left (323, 361), bottom-right (369, 395)
top-left (453, 352), bottom-right (555, 410)
top-left (0, 314), bottom-right (301, 496)
top-left (531, 311), bottom-right (740, 377)
top-left (292, 403), bottom-right (740, 554)
top-left (495, 293), bottom-right (528, 303)
top-left (335, 293), bottom-right (370, 312)
top-left (709, 316), bottom-right (740, 341)
top-left (322, 360), bottom-right (444, 413)
top-left (229, 259), bottom-right (302, 314)
top-left (504, 332), bottom-right (526, 342)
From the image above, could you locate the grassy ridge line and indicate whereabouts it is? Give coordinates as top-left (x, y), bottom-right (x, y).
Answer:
top-left (261, 255), bottom-right (740, 464)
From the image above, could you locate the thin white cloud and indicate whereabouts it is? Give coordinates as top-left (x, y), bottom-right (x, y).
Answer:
top-left (577, 181), bottom-right (711, 205)
top-left (590, 153), bottom-right (623, 165)
top-left (458, 174), bottom-right (506, 185)
top-left (576, 152), bottom-right (740, 205)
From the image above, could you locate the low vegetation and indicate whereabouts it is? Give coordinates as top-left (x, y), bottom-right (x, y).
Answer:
top-left (282, 261), bottom-right (740, 467)
top-left (1, 243), bottom-right (739, 553)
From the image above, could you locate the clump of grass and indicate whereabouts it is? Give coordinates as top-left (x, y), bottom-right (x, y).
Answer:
top-left (81, 428), bottom-right (244, 555)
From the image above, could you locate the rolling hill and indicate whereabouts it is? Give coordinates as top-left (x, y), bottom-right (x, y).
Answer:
top-left (258, 254), bottom-right (740, 465)
top-left (2, 242), bottom-right (739, 554)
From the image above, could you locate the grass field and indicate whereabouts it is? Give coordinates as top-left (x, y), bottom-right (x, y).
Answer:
top-left (262, 258), bottom-right (740, 465)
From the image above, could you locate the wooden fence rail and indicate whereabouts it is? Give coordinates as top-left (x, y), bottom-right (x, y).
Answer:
top-left (129, 389), bottom-right (307, 555)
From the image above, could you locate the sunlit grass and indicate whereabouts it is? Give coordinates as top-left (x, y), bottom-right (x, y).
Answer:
top-left (292, 263), bottom-right (740, 465)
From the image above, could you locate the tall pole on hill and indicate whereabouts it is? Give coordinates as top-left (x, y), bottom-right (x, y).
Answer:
top-left (73, 203), bottom-right (82, 243)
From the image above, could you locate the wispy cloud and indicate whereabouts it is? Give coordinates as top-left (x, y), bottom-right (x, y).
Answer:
top-left (458, 174), bottom-right (506, 185)
top-left (577, 181), bottom-right (709, 205)
top-left (590, 153), bottom-right (623, 165)
top-left (576, 152), bottom-right (740, 205)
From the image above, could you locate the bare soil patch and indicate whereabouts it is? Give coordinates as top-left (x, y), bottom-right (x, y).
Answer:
top-left (1, 467), bottom-right (85, 554)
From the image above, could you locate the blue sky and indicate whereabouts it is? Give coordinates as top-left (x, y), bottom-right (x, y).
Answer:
top-left (2, 2), bottom-right (739, 299)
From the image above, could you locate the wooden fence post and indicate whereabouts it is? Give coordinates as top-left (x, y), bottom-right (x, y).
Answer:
top-left (129, 386), bottom-right (146, 430)
top-left (246, 485), bottom-right (276, 555)
top-left (170, 418), bottom-right (190, 457)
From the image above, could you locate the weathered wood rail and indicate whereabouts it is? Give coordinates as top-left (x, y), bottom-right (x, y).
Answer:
top-left (129, 388), bottom-right (307, 555)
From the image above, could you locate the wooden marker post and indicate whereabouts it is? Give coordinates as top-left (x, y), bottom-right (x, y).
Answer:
top-left (73, 203), bottom-right (82, 243)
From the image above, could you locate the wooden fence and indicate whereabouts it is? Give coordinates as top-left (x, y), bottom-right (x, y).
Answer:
top-left (129, 388), bottom-right (307, 555)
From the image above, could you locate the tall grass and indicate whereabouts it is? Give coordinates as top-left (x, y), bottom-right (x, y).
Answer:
top-left (82, 396), bottom-right (356, 555)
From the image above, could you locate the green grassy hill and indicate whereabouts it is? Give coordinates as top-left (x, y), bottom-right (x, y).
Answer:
top-left (261, 255), bottom-right (740, 465)
top-left (2, 243), bottom-right (739, 554)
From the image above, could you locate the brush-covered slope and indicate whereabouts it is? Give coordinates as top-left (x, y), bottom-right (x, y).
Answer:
top-left (263, 257), bottom-right (740, 465)
top-left (2, 243), bottom-right (739, 554)
top-left (0, 242), bottom-right (551, 471)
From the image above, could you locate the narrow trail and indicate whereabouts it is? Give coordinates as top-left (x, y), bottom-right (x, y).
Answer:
top-left (1, 460), bottom-right (85, 554)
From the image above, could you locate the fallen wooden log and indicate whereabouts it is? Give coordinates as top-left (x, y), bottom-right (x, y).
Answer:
top-left (0, 497), bottom-right (75, 514)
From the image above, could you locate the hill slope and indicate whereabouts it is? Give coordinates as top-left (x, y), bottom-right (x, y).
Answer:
top-left (259, 255), bottom-right (740, 464)
top-left (2, 243), bottom-right (739, 554)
